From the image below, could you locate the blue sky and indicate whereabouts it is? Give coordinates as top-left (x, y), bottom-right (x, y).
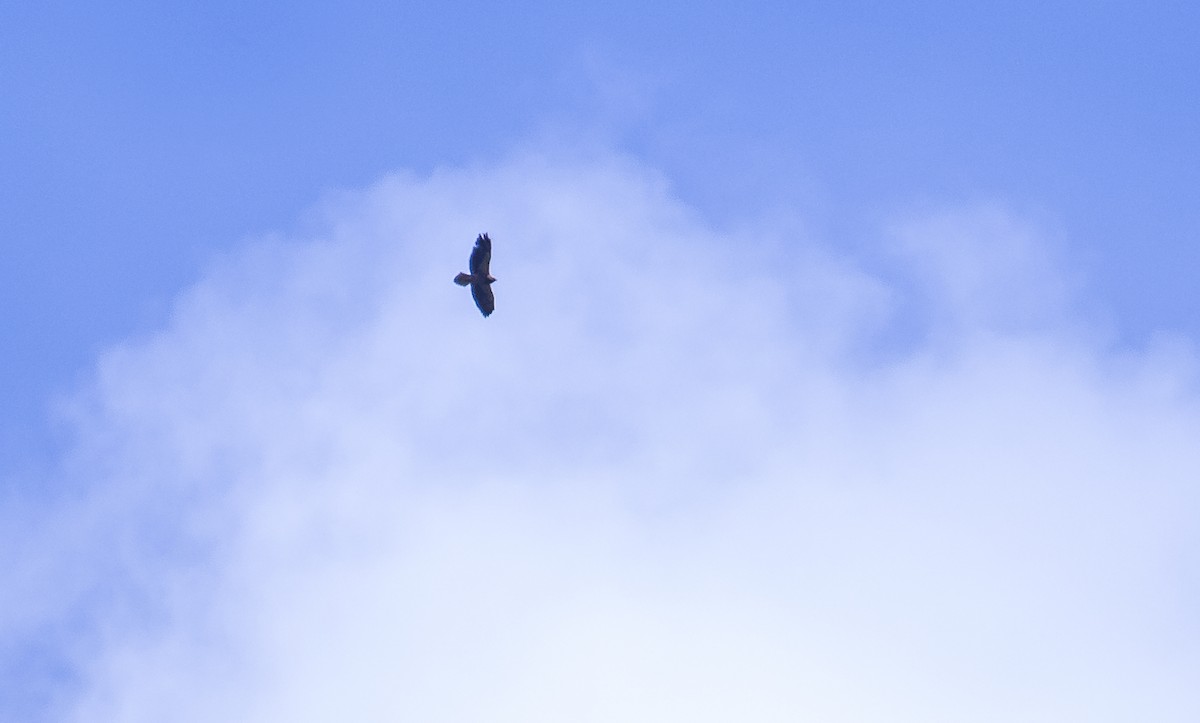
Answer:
top-left (3, 2), bottom-right (1198, 466)
top-left (2, 2), bottom-right (1199, 719)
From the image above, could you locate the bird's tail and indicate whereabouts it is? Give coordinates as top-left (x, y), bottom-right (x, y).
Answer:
top-left (453, 273), bottom-right (472, 286)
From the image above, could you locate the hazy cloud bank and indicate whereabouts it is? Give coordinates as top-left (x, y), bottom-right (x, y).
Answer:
top-left (3, 152), bottom-right (1198, 721)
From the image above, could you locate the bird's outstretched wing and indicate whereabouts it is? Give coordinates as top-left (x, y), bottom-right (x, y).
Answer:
top-left (469, 233), bottom-right (491, 276)
top-left (471, 281), bottom-right (494, 317)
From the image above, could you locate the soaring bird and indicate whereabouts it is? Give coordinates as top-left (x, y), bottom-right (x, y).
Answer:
top-left (454, 233), bottom-right (496, 317)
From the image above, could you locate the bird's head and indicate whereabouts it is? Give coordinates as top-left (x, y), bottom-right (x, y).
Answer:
top-left (486, 275), bottom-right (496, 284)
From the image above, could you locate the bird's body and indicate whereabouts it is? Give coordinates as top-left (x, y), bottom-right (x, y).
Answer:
top-left (455, 233), bottom-right (495, 316)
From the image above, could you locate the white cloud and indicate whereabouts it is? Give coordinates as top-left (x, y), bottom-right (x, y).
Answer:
top-left (4, 152), bottom-right (1198, 721)
top-left (887, 204), bottom-right (1081, 338)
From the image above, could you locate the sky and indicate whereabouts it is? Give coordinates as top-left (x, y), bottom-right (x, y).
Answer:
top-left (1, 2), bottom-right (1199, 720)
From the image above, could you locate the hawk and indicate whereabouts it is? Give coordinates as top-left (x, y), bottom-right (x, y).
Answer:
top-left (454, 233), bottom-right (496, 317)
